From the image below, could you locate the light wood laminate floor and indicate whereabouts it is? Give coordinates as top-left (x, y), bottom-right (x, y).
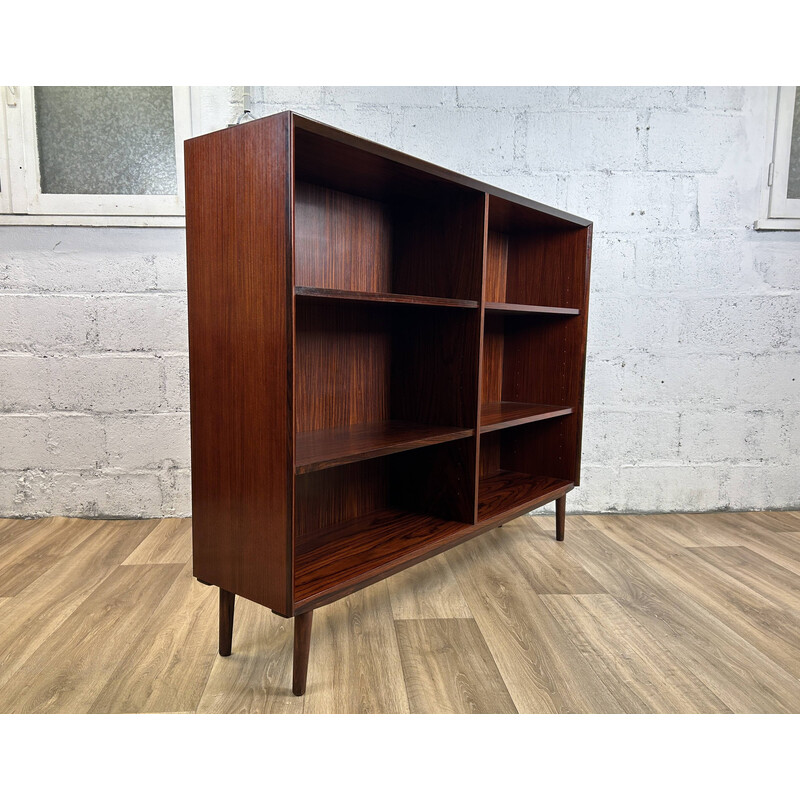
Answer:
top-left (1, 511), bottom-right (799, 713)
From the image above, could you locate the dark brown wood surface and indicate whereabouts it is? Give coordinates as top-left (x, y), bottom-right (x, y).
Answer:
top-left (296, 286), bottom-right (478, 309)
top-left (556, 495), bottom-right (566, 541)
top-left (185, 113), bottom-right (293, 615)
top-left (219, 588), bottom-right (235, 656)
top-left (292, 610), bottom-right (313, 696)
top-left (480, 402), bottom-right (573, 433)
top-left (477, 471), bottom-right (572, 522)
top-left (484, 301), bottom-right (579, 316)
top-left (295, 420), bottom-right (473, 474)
top-left (295, 299), bottom-right (390, 433)
top-left (293, 473), bottom-right (574, 614)
top-left (186, 110), bottom-right (592, 639)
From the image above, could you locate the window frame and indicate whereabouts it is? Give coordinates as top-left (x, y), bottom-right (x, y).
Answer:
top-left (0, 85), bottom-right (194, 226)
top-left (756, 85), bottom-right (800, 231)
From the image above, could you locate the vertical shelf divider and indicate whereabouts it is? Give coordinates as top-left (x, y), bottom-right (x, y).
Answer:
top-left (473, 192), bottom-right (490, 524)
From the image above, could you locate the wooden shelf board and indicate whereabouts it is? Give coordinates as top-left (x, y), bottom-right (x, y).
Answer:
top-left (478, 470), bottom-right (573, 522)
top-left (485, 301), bottom-right (580, 316)
top-left (480, 402), bottom-right (572, 433)
top-left (294, 507), bottom-right (469, 609)
top-left (295, 420), bottom-right (473, 474)
top-left (294, 471), bottom-right (574, 610)
top-left (295, 286), bottom-right (479, 309)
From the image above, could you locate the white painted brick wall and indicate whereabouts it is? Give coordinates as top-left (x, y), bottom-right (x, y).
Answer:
top-left (0, 86), bottom-right (798, 516)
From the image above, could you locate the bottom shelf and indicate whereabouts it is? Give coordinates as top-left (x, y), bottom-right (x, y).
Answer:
top-left (295, 508), bottom-right (468, 609)
top-left (295, 471), bottom-right (573, 610)
top-left (477, 470), bottom-right (573, 522)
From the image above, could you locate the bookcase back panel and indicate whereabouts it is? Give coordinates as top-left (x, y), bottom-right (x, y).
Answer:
top-left (484, 229), bottom-right (509, 303)
top-left (506, 228), bottom-right (588, 308)
top-left (501, 316), bottom-right (585, 408)
top-left (391, 193), bottom-right (485, 301)
top-left (295, 181), bottom-right (393, 293)
top-left (295, 441), bottom-right (476, 548)
top-left (390, 306), bottom-right (481, 429)
top-left (499, 417), bottom-right (577, 484)
top-left (295, 301), bottom-right (391, 433)
top-left (481, 314), bottom-right (505, 405)
top-left (487, 196), bottom-right (589, 309)
top-left (479, 423), bottom-right (575, 485)
top-left (296, 301), bottom-right (481, 434)
top-left (389, 437), bottom-right (477, 524)
top-left (294, 183), bottom-right (484, 302)
top-left (295, 460), bottom-right (388, 541)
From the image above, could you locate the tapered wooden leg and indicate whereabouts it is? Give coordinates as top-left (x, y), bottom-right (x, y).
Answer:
top-left (292, 610), bottom-right (314, 696)
top-left (219, 589), bottom-right (235, 657)
top-left (555, 495), bottom-right (566, 542)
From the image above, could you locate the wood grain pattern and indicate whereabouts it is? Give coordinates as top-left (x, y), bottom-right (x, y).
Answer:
top-left (663, 513), bottom-right (800, 577)
top-left (1, 512), bottom-right (800, 712)
top-left (689, 545), bottom-right (800, 611)
top-left (197, 596), bottom-right (303, 714)
top-left (295, 299), bottom-right (390, 433)
top-left (586, 517), bottom-right (800, 681)
top-left (477, 470), bottom-right (572, 522)
top-left (386, 552), bottom-right (472, 620)
top-left (0, 519), bottom-right (156, 693)
top-left (0, 563), bottom-right (182, 713)
top-left (446, 529), bottom-right (627, 713)
top-left (185, 112), bottom-right (293, 615)
top-left (0, 516), bottom-right (103, 596)
top-left (303, 581), bottom-right (409, 713)
top-left (295, 507), bottom-right (468, 610)
top-left (539, 593), bottom-right (729, 713)
top-left (123, 517), bottom-right (192, 565)
top-left (497, 517), bottom-right (606, 595)
top-left (566, 524), bottom-right (800, 712)
top-left (295, 286), bottom-right (478, 309)
top-left (480, 401), bottom-right (572, 433)
top-left (89, 561), bottom-right (217, 713)
top-left (294, 180), bottom-right (393, 294)
top-left (396, 618), bottom-right (517, 713)
top-left (485, 302), bottom-right (579, 315)
top-left (295, 419), bottom-right (472, 474)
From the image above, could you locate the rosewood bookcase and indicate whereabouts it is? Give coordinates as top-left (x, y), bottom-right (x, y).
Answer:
top-left (184, 111), bottom-right (592, 696)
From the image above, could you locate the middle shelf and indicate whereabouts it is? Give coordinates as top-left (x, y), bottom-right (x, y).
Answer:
top-left (480, 401), bottom-right (572, 432)
top-left (296, 420), bottom-right (472, 474)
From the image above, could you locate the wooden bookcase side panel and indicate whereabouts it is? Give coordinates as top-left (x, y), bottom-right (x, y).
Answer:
top-left (572, 224), bottom-right (593, 486)
top-left (185, 114), bottom-right (294, 615)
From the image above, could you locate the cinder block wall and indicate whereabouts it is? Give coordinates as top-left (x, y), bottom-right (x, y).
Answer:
top-left (0, 86), bottom-right (797, 517)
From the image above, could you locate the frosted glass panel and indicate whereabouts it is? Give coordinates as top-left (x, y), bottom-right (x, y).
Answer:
top-left (789, 91), bottom-right (800, 199)
top-left (34, 86), bottom-right (178, 195)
